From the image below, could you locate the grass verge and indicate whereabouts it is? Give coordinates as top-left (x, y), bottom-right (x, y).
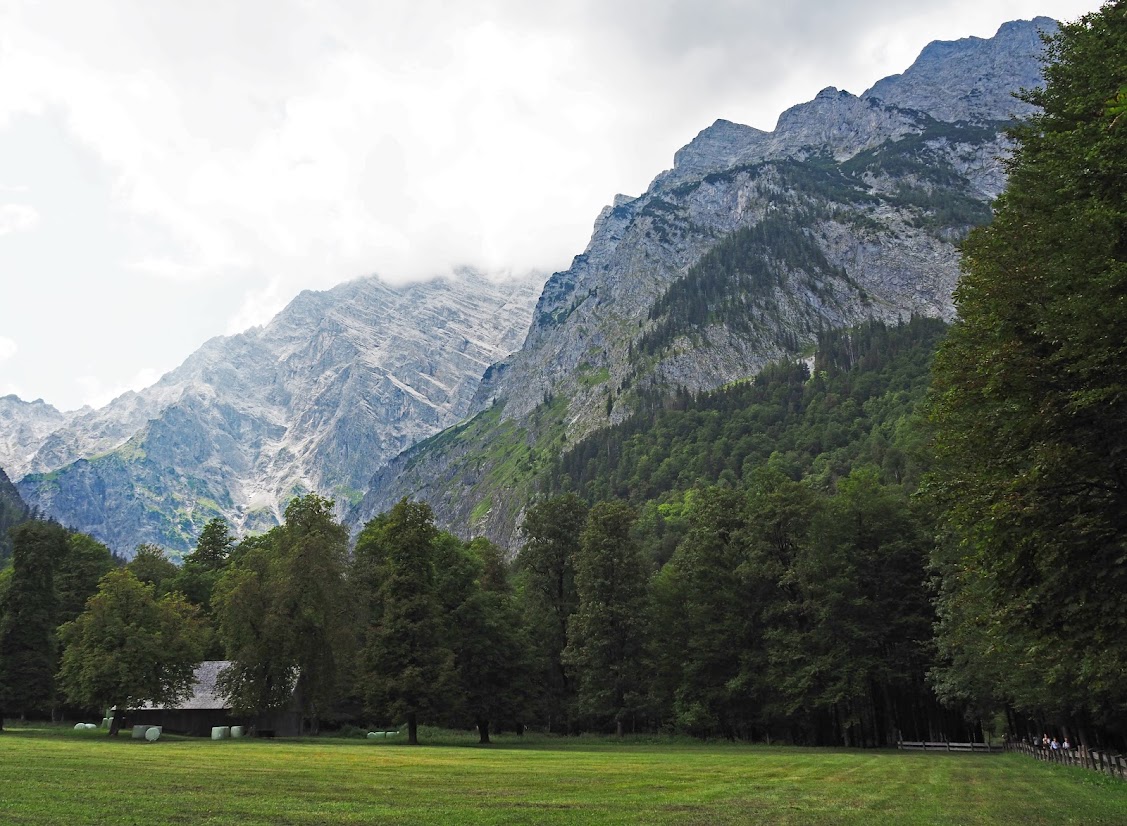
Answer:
top-left (1, 725), bottom-right (1124, 825)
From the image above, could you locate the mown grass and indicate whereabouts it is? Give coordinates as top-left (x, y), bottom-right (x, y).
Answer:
top-left (1, 724), bottom-right (1125, 825)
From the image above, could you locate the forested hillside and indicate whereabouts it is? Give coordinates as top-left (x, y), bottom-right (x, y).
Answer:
top-left (552, 317), bottom-right (944, 511)
top-left (0, 467), bottom-right (31, 567)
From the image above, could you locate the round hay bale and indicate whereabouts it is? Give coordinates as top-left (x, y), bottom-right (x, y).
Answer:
top-left (231, 726), bottom-right (244, 738)
top-left (132, 725), bottom-right (151, 739)
top-left (145, 727), bottom-right (161, 742)
top-left (211, 726), bottom-right (230, 740)
top-left (84, 723), bottom-right (97, 730)
top-left (74, 723), bottom-right (86, 731)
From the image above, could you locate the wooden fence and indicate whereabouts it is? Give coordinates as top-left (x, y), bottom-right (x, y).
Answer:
top-left (898, 741), bottom-right (1003, 753)
top-left (1005, 740), bottom-right (1127, 781)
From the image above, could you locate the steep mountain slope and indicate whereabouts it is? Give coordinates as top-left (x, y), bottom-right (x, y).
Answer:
top-left (0, 396), bottom-right (81, 480)
top-left (349, 18), bottom-right (1055, 548)
top-left (16, 271), bottom-right (540, 554)
top-left (0, 465), bottom-right (32, 565)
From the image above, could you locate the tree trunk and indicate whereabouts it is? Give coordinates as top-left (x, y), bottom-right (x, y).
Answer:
top-left (478, 719), bottom-right (491, 745)
top-left (407, 711), bottom-right (418, 745)
top-left (616, 718), bottom-right (623, 738)
top-left (108, 709), bottom-right (123, 737)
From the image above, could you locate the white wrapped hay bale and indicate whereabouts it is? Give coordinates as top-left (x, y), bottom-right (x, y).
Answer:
top-left (231, 726), bottom-right (244, 738)
top-left (84, 723), bottom-right (97, 730)
top-left (132, 725), bottom-right (151, 739)
top-left (74, 723), bottom-right (86, 731)
top-left (211, 726), bottom-right (230, 740)
top-left (145, 727), bottom-right (161, 742)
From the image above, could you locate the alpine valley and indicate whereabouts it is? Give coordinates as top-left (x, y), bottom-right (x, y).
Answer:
top-left (2, 17), bottom-right (1056, 557)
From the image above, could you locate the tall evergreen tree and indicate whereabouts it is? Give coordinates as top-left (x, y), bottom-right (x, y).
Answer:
top-left (273, 494), bottom-right (351, 734)
top-left (650, 487), bottom-right (755, 738)
top-left (126, 544), bottom-right (178, 592)
top-left (356, 499), bottom-right (455, 745)
top-left (214, 497), bottom-right (350, 734)
top-left (927, 1), bottom-right (1127, 734)
top-left (564, 501), bottom-right (649, 735)
top-left (437, 536), bottom-right (531, 743)
top-left (213, 529), bottom-right (298, 719)
top-left (516, 493), bottom-right (587, 732)
top-left (0, 521), bottom-right (68, 722)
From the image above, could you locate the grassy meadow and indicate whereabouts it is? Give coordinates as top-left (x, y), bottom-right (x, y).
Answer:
top-left (1, 725), bottom-right (1125, 825)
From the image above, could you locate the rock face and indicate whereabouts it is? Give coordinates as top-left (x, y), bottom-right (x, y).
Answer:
top-left (862, 18), bottom-right (1054, 123)
top-left (0, 395), bottom-right (79, 480)
top-left (348, 18), bottom-right (1057, 549)
top-left (14, 271), bottom-right (540, 554)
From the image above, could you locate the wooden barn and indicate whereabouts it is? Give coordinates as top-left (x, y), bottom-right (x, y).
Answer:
top-left (127, 661), bottom-right (302, 737)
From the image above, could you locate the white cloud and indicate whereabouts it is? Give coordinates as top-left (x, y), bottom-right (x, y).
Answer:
top-left (0, 0), bottom-right (1107, 411)
top-left (0, 203), bottom-right (39, 235)
top-left (0, 335), bottom-right (16, 362)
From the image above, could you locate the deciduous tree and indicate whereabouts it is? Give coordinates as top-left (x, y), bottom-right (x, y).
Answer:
top-left (57, 569), bottom-right (206, 735)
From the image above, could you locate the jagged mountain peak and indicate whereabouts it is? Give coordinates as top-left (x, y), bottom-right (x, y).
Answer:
top-left (862, 17), bottom-right (1057, 122)
top-left (15, 270), bottom-right (543, 554)
top-left (671, 118), bottom-right (769, 177)
top-left (348, 16), bottom-right (1056, 550)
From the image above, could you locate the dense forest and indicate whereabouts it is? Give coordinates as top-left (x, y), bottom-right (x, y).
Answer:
top-left (1, 3), bottom-right (1124, 750)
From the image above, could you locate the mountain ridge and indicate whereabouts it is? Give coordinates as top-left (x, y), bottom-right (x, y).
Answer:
top-left (346, 17), bottom-right (1056, 549)
top-left (14, 270), bottom-right (542, 554)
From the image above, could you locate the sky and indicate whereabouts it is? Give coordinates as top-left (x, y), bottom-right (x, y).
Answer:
top-left (0, 0), bottom-right (1106, 412)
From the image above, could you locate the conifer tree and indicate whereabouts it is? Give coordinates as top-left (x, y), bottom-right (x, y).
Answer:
top-left (517, 493), bottom-right (586, 731)
top-left (0, 521), bottom-right (68, 722)
top-left (564, 501), bottom-right (649, 735)
top-left (928, 1), bottom-right (1127, 730)
top-left (356, 499), bottom-right (454, 745)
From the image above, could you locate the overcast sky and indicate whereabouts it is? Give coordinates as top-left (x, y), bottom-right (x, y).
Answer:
top-left (0, 0), bottom-right (1105, 412)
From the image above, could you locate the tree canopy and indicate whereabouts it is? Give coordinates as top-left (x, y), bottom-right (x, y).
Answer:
top-left (56, 568), bottom-right (206, 735)
top-left (927, 1), bottom-right (1127, 733)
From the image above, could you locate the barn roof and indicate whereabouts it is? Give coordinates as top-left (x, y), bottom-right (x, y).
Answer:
top-left (138, 660), bottom-right (232, 711)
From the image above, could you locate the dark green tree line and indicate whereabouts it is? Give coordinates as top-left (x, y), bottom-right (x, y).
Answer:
top-left (927, 1), bottom-right (1127, 744)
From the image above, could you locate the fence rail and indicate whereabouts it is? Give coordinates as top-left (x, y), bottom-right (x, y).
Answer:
top-left (1005, 740), bottom-right (1127, 781)
top-left (898, 741), bottom-right (1003, 753)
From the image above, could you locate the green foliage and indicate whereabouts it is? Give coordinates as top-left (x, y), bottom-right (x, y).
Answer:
top-left (355, 499), bottom-right (456, 744)
top-left (926, 2), bottom-right (1127, 731)
top-left (435, 535), bottom-right (531, 742)
top-left (56, 569), bottom-right (206, 731)
top-left (190, 517), bottom-right (233, 570)
top-left (214, 495), bottom-right (351, 732)
top-left (212, 530), bottom-right (298, 716)
top-left (516, 493), bottom-right (588, 731)
top-left (0, 521), bottom-right (68, 717)
top-left (564, 502), bottom-right (649, 733)
top-left (126, 544), bottom-right (178, 592)
top-left (553, 317), bottom-right (947, 512)
top-left (0, 466), bottom-right (31, 567)
top-left (55, 533), bottom-right (116, 627)
top-left (639, 215), bottom-right (843, 357)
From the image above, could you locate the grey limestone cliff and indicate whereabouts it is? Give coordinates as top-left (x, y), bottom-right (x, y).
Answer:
top-left (15, 271), bottom-right (540, 554)
top-left (348, 18), bottom-right (1057, 550)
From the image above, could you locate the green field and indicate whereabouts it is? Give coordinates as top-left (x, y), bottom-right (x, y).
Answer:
top-left (1, 726), bottom-right (1125, 825)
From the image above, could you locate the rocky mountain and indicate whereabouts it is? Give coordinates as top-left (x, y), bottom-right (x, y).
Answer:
top-left (0, 464), bottom-right (32, 564)
top-left (14, 271), bottom-right (540, 555)
top-left (0, 395), bottom-right (81, 480)
top-left (348, 18), bottom-right (1056, 549)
